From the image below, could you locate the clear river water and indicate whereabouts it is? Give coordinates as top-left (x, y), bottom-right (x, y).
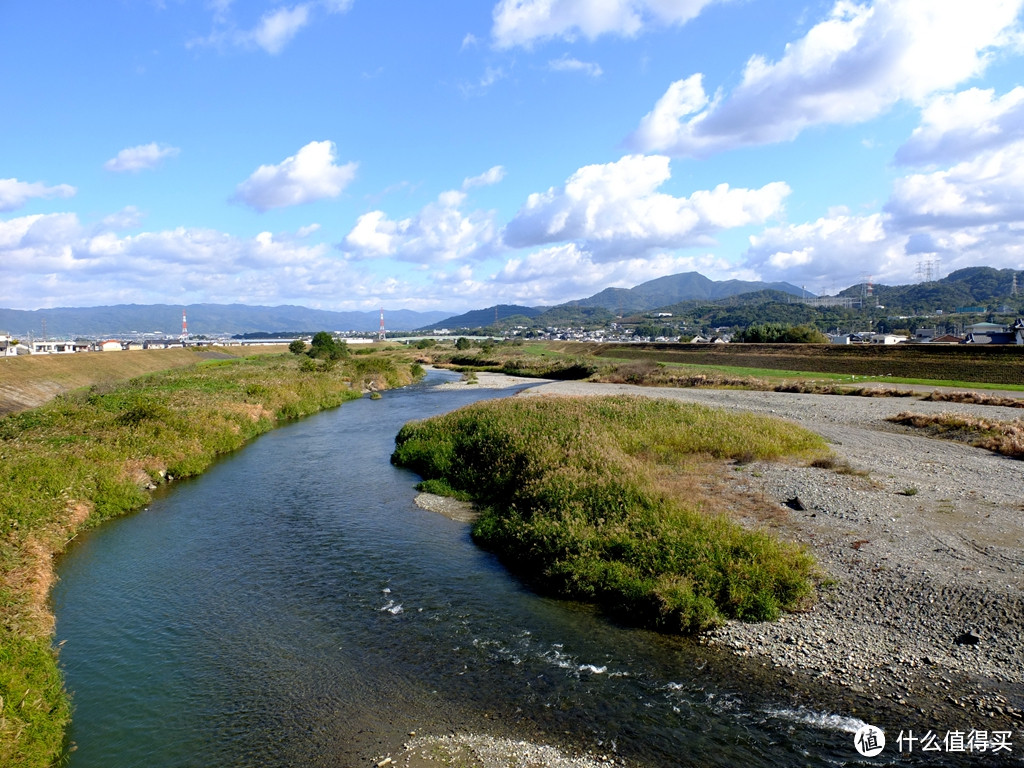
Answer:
top-left (53, 369), bottom-right (931, 767)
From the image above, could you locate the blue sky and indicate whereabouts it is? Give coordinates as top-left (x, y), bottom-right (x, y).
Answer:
top-left (2, 0), bottom-right (1023, 313)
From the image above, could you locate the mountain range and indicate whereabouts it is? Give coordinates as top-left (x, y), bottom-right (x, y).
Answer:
top-left (0, 304), bottom-right (450, 338)
top-left (1, 267), bottom-right (1019, 337)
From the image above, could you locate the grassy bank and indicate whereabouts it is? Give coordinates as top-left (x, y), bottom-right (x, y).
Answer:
top-left (392, 395), bottom-right (830, 635)
top-left (0, 345), bottom-right (289, 417)
top-left (0, 349), bottom-right (420, 768)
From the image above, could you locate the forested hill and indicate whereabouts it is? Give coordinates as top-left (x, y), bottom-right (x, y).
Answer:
top-left (840, 267), bottom-right (1021, 313)
top-left (567, 272), bottom-right (807, 313)
top-left (419, 304), bottom-right (544, 331)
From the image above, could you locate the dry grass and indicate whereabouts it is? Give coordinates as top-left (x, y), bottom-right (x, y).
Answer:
top-left (888, 411), bottom-right (1024, 459)
top-left (921, 390), bottom-right (1024, 408)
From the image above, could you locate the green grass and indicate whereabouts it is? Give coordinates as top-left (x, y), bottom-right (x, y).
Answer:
top-left (392, 395), bottom-right (830, 635)
top-left (0, 350), bottom-right (423, 768)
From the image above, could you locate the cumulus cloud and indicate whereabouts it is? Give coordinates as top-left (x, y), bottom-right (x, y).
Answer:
top-left (234, 141), bottom-right (357, 212)
top-left (463, 165), bottom-right (506, 189)
top-left (0, 211), bottom-right (397, 310)
top-left (630, 0), bottom-right (1024, 157)
top-left (342, 189), bottom-right (499, 264)
top-left (503, 154), bottom-right (790, 259)
top-left (548, 55), bottom-right (603, 77)
top-left (104, 142), bottom-right (181, 173)
top-left (492, 0), bottom-right (720, 48)
top-left (0, 178), bottom-right (77, 212)
top-left (742, 205), bottom-right (1024, 289)
top-left (886, 141), bottom-right (1024, 228)
top-left (895, 86), bottom-right (1024, 166)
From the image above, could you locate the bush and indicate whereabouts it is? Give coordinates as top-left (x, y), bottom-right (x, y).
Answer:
top-left (393, 396), bottom-right (826, 634)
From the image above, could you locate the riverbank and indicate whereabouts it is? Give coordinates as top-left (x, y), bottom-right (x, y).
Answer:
top-left (516, 380), bottom-right (1024, 733)
top-left (0, 350), bottom-right (420, 768)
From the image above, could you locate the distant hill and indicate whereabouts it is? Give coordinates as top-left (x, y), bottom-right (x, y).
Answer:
top-left (424, 273), bottom-right (809, 331)
top-left (0, 304), bottom-right (450, 337)
top-left (840, 267), bottom-right (1022, 314)
top-left (567, 272), bottom-right (808, 313)
top-left (418, 304), bottom-right (544, 331)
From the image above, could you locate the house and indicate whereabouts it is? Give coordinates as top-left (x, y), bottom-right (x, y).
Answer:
top-left (966, 321), bottom-right (1006, 334)
top-left (870, 334), bottom-right (908, 345)
top-left (30, 340), bottom-right (85, 354)
top-left (99, 340), bottom-right (123, 352)
top-left (126, 340), bottom-right (145, 351)
top-left (0, 334), bottom-right (31, 356)
top-left (928, 334), bottom-right (964, 344)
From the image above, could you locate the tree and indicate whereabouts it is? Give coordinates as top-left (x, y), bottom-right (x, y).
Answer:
top-left (308, 331), bottom-right (348, 360)
top-left (455, 337), bottom-right (472, 350)
top-left (288, 339), bottom-right (307, 355)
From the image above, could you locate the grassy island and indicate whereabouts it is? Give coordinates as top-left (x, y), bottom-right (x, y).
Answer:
top-left (0, 348), bottom-right (420, 768)
top-left (393, 395), bottom-right (830, 635)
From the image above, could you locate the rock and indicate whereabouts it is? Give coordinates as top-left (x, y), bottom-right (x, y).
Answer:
top-left (955, 630), bottom-right (982, 646)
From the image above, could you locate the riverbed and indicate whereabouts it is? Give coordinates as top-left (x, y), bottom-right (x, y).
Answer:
top-left (53, 369), bottom-right (993, 767)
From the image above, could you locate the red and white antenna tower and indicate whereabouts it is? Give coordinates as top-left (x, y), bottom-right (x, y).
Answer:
top-left (180, 309), bottom-right (189, 343)
top-left (378, 307), bottom-right (386, 341)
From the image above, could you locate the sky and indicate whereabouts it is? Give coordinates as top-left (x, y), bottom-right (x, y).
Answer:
top-left (2, 0), bottom-right (1023, 314)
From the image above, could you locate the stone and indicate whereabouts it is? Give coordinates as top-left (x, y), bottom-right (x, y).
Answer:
top-left (955, 630), bottom-right (982, 646)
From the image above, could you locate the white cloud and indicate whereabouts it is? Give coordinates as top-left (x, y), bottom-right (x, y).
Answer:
top-left (895, 86), bottom-right (1024, 166)
top-left (342, 189), bottom-right (499, 264)
top-left (492, 0), bottom-right (720, 49)
top-left (548, 55), bottom-right (603, 77)
top-left (234, 141), bottom-right (357, 212)
top-left (247, 4), bottom-right (311, 54)
top-left (463, 166), bottom-right (506, 189)
top-left (741, 207), bottom-right (1024, 289)
top-left (744, 214), bottom-right (896, 285)
top-left (100, 206), bottom-right (145, 230)
top-left (887, 141), bottom-right (1024, 227)
top-left (104, 142), bottom-right (181, 173)
top-left (503, 154), bottom-right (790, 259)
top-left (0, 211), bottom-right (395, 310)
top-left (630, 0), bottom-right (1024, 157)
top-left (322, 0), bottom-right (353, 13)
top-left (0, 178), bottom-right (77, 212)
top-left (195, 1), bottom-right (352, 55)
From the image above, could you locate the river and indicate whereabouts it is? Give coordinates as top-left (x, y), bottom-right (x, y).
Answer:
top-left (53, 369), bottom-right (925, 767)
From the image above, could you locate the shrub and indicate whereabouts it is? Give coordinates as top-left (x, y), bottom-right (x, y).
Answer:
top-left (393, 396), bottom-right (826, 634)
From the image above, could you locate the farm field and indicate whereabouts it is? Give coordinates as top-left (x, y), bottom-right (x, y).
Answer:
top-left (593, 342), bottom-right (1024, 388)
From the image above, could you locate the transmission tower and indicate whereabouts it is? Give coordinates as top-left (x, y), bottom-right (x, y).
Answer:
top-left (1013, 273), bottom-right (1019, 297)
top-left (179, 309), bottom-right (189, 343)
top-left (378, 308), bottom-right (386, 341)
